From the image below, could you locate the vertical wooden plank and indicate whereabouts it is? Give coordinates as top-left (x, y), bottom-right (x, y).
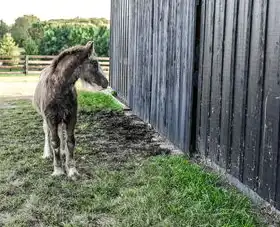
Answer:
top-left (122, 0), bottom-right (126, 99)
top-left (196, 0), bottom-right (206, 152)
top-left (120, 0), bottom-right (123, 96)
top-left (128, 0), bottom-right (134, 107)
top-left (119, 0), bottom-right (123, 97)
top-left (158, 0), bottom-right (169, 135)
top-left (112, 0), bottom-right (116, 89)
top-left (258, 0), bottom-right (280, 207)
top-left (144, 0), bottom-right (153, 123)
top-left (183, 0), bottom-right (196, 152)
top-left (139, 0), bottom-right (144, 118)
top-left (156, 0), bottom-right (163, 132)
top-left (198, 0), bottom-right (215, 157)
top-left (231, 0), bottom-right (253, 180)
top-left (178, 0), bottom-right (188, 150)
top-left (243, 0), bottom-right (267, 190)
top-left (109, 0), bottom-right (114, 88)
top-left (133, 0), bottom-right (139, 112)
top-left (148, 0), bottom-right (154, 123)
top-left (142, 0), bottom-right (151, 122)
top-left (25, 55), bottom-right (29, 75)
top-left (177, 0), bottom-right (193, 151)
top-left (133, 0), bottom-right (138, 112)
top-left (116, 0), bottom-right (120, 94)
top-left (150, 0), bottom-right (159, 126)
top-left (155, 0), bottom-right (163, 132)
top-left (139, 0), bottom-right (143, 117)
top-left (220, 0), bottom-right (238, 170)
top-left (122, 0), bottom-right (126, 98)
top-left (208, 0), bottom-right (226, 162)
top-left (137, 0), bottom-right (143, 118)
top-left (141, 0), bottom-right (147, 121)
top-left (173, 0), bottom-right (183, 147)
top-left (166, 0), bottom-right (176, 142)
top-left (122, 0), bottom-right (125, 98)
top-left (154, 0), bottom-right (163, 131)
top-left (125, 0), bottom-right (129, 100)
top-left (121, 0), bottom-right (124, 97)
top-left (114, 0), bottom-right (119, 93)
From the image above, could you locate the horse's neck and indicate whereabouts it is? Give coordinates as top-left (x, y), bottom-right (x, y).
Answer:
top-left (72, 65), bottom-right (82, 82)
top-left (57, 54), bottom-right (84, 79)
top-left (53, 62), bottom-right (83, 88)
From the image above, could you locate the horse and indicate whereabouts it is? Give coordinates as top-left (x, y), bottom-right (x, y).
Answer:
top-left (33, 41), bottom-right (109, 178)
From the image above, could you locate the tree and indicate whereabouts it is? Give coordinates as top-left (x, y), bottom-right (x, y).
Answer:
top-left (11, 15), bottom-right (40, 46)
top-left (0, 33), bottom-right (20, 65)
top-left (0, 20), bottom-right (9, 39)
top-left (38, 24), bottom-right (110, 56)
top-left (28, 21), bottom-right (45, 45)
top-left (23, 37), bottom-right (39, 55)
top-left (93, 26), bottom-right (110, 56)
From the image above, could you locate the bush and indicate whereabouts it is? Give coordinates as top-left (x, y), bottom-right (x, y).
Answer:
top-left (10, 15), bottom-right (40, 47)
top-left (0, 33), bottom-right (20, 65)
top-left (0, 20), bottom-right (9, 39)
top-left (38, 23), bottom-right (110, 56)
top-left (7, 16), bottom-right (110, 57)
top-left (23, 38), bottom-right (39, 55)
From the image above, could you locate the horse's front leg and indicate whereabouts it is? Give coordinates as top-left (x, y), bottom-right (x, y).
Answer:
top-left (65, 116), bottom-right (79, 178)
top-left (43, 119), bottom-right (52, 159)
top-left (48, 121), bottom-right (65, 176)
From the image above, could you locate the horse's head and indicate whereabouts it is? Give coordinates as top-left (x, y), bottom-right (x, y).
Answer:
top-left (79, 58), bottom-right (109, 90)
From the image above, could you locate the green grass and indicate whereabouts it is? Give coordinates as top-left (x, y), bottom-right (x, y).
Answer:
top-left (0, 74), bottom-right (27, 77)
top-left (0, 97), bottom-right (264, 227)
top-left (78, 90), bottom-right (123, 112)
top-left (0, 73), bottom-right (39, 77)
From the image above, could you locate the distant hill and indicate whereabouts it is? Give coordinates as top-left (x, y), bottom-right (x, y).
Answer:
top-left (46, 17), bottom-right (109, 27)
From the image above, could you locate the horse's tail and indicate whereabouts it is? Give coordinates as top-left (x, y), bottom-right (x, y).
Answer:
top-left (58, 122), bottom-right (67, 155)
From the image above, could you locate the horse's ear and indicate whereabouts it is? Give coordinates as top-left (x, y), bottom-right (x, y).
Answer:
top-left (85, 41), bottom-right (94, 56)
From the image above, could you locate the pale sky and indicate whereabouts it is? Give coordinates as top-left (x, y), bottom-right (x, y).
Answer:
top-left (0, 0), bottom-right (111, 25)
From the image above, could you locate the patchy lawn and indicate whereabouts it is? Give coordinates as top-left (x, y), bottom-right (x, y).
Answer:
top-left (0, 92), bottom-right (264, 227)
top-left (78, 91), bottom-right (123, 112)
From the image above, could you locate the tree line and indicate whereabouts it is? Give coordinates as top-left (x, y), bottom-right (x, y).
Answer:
top-left (0, 15), bottom-right (110, 61)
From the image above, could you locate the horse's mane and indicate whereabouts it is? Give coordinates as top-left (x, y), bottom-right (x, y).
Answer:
top-left (49, 45), bottom-right (86, 73)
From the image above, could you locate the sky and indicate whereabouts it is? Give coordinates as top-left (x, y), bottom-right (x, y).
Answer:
top-left (0, 0), bottom-right (111, 25)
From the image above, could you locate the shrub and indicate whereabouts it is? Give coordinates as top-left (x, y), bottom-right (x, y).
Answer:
top-left (0, 20), bottom-right (9, 39)
top-left (23, 38), bottom-right (39, 55)
top-left (10, 15), bottom-right (40, 47)
top-left (38, 23), bottom-right (110, 56)
top-left (0, 33), bottom-right (20, 65)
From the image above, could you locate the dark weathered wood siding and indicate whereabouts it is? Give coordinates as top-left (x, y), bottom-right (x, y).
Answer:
top-left (110, 0), bottom-right (280, 210)
top-left (110, 0), bottom-right (197, 152)
top-left (197, 0), bottom-right (280, 209)
top-left (110, 0), bottom-right (129, 101)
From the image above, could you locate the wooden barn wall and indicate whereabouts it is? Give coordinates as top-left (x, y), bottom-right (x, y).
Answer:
top-left (110, 0), bottom-right (196, 152)
top-left (197, 0), bottom-right (280, 209)
top-left (110, 0), bottom-right (129, 101)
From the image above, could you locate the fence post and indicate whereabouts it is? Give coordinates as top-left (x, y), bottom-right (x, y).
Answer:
top-left (24, 55), bottom-right (29, 75)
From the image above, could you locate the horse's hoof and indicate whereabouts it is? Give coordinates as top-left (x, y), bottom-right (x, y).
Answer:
top-left (67, 168), bottom-right (80, 179)
top-left (42, 154), bottom-right (52, 159)
top-left (51, 167), bottom-right (65, 176)
top-left (43, 149), bottom-right (52, 159)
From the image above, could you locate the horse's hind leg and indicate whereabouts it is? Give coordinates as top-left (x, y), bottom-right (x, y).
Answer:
top-left (48, 122), bottom-right (65, 176)
top-left (65, 118), bottom-right (79, 178)
top-left (43, 119), bottom-right (52, 159)
top-left (58, 123), bottom-right (66, 156)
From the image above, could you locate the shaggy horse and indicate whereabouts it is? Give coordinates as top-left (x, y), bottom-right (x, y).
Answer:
top-left (33, 41), bottom-right (108, 178)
